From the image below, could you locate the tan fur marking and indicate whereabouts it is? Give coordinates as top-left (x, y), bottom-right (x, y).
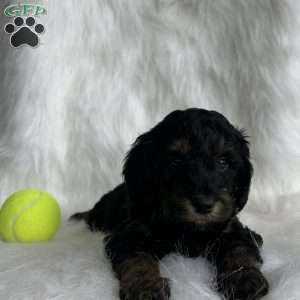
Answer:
top-left (169, 139), bottom-right (191, 153)
top-left (181, 193), bottom-right (233, 225)
top-left (117, 254), bottom-right (162, 291)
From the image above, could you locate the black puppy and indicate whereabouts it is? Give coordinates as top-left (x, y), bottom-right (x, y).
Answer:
top-left (71, 108), bottom-right (269, 300)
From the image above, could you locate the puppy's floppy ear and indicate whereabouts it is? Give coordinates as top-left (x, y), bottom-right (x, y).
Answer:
top-left (123, 130), bottom-right (159, 201)
top-left (235, 130), bottom-right (253, 211)
top-left (123, 110), bottom-right (183, 201)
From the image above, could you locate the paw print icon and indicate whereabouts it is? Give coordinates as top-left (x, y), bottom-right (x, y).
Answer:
top-left (4, 17), bottom-right (45, 48)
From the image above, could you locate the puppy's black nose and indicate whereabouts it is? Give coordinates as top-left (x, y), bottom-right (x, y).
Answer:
top-left (191, 195), bottom-right (215, 213)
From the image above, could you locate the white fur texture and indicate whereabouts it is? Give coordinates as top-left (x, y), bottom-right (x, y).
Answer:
top-left (0, 0), bottom-right (300, 299)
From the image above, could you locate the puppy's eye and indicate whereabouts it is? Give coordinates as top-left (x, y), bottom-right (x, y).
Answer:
top-left (168, 158), bottom-right (182, 169)
top-left (217, 158), bottom-right (229, 171)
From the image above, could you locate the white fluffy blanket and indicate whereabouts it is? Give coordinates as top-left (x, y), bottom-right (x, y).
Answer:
top-left (0, 1), bottom-right (300, 299)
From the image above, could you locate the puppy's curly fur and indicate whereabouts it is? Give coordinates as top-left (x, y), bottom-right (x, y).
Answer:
top-left (71, 108), bottom-right (269, 300)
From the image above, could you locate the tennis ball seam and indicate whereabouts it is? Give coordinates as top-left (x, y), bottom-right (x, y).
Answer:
top-left (11, 192), bottom-right (43, 242)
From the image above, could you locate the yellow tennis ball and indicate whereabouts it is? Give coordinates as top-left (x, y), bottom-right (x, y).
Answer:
top-left (0, 189), bottom-right (61, 242)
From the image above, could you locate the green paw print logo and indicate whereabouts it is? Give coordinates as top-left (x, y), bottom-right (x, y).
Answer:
top-left (3, 3), bottom-right (47, 48)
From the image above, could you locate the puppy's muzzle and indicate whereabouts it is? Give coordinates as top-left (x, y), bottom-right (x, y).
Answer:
top-left (191, 195), bottom-right (216, 213)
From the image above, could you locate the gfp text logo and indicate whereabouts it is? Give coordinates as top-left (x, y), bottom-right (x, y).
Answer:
top-left (4, 4), bottom-right (47, 17)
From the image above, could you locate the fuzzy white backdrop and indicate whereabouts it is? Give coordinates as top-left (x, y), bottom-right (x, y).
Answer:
top-left (0, 0), bottom-right (300, 299)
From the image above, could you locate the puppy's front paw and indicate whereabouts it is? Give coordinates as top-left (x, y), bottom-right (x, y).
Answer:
top-left (217, 267), bottom-right (269, 300)
top-left (120, 277), bottom-right (170, 300)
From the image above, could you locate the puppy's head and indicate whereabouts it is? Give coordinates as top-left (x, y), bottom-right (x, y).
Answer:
top-left (123, 108), bottom-right (252, 225)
